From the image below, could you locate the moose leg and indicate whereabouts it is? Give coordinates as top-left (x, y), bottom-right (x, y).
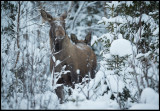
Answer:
top-left (55, 85), bottom-right (65, 104)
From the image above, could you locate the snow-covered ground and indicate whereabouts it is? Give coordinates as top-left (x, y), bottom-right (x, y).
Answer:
top-left (60, 95), bottom-right (119, 109)
top-left (6, 87), bottom-right (158, 110)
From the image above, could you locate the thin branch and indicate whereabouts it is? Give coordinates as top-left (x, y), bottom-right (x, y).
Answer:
top-left (103, 1), bottom-right (107, 17)
top-left (20, 5), bottom-right (39, 19)
top-left (25, 14), bottom-right (41, 23)
top-left (14, 1), bottom-right (21, 68)
top-left (84, 1), bottom-right (97, 8)
top-left (71, 1), bottom-right (86, 30)
top-left (1, 54), bottom-right (10, 76)
top-left (20, 21), bottom-right (46, 29)
top-left (67, 1), bottom-right (74, 15)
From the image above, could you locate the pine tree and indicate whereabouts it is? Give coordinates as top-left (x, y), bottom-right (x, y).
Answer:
top-left (97, 1), bottom-right (159, 109)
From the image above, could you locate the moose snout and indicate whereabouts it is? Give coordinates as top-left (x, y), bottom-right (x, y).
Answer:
top-left (55, 36), bottom-right (64, 52)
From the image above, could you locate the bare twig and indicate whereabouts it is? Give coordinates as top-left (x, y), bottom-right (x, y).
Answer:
top-left (71, 1), bottom-right (86, 30)
top-left (14, 1), bottom-right (21, 68)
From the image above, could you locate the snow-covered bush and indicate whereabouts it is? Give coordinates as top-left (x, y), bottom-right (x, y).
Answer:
top-left (94, 1), bottom-right (159, 109)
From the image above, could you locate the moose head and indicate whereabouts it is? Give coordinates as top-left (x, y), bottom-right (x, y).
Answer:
top-left (41, 7), bottom-right (97, 104)
top-left (41, 9), bottom-right (67, 53)
top-left (71, 32), bottom-right (92, 46)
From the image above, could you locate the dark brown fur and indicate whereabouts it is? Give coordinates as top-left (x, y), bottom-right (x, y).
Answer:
top-left (41, 9), bottom-right (97, 103)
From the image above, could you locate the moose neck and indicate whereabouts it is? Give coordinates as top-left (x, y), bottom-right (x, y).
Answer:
top-left (62, 35), bottom-right (71, 48)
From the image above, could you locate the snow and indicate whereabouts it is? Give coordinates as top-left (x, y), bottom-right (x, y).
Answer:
top-left (76, 69), bottom-right (80, 74)
top-left (61, 100), bottom-right (109, 109)
top-left (52, 55), bottom-right (56, 62)
top-left (55, 60), bottom-right (61, 67)
top-left (129, 88), bottom-right (159, 110)
top-left (97, 13), bottom-right (157, 33)
top-left (19, 91), bottom-right (59, 109)
top-left (110, 39), bottom-right (132, 57)
top-left (118, 33), bottom-right (123, 39)
top-left (136, 51), bottom-right (152, 59)
top-left (106, 1), bottom-right (120, 8)
top-left (19, 99), bottom-right (28, 109)
top-left (93, 70), bottom-right (104, 88)
top-left (141, 14), bottom-right (151, 23)
top-left (61, 100), bottom-right (98, 109)
top-left (126, 67), bottom-right (134, 73)
top-left (126, 1), bottom-right (133, 7)
top-left (91, 35), bottom-right (98, 46)
top-left (153, 28), bottom-right (159, 35)
top-left (60, 94), bottom-right (119, 109)
top-left (140, 88), bottom-right (159, 105)
top-left (136, 53), bottom-right (144, 59)
top-left (144, 51), bottom-right (152, 58)
top-left (130, 104), bottom-right (159, 110)
top-left (98, 16), bottom-right (127, 25)
top-left (98, 33), bottom-right (114, 44)
top-left (103, 53), bottom-right (112, 59)
top-left (107, 74), bottom-right (124, 93)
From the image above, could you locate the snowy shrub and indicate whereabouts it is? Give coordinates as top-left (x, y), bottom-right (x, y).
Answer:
top-left (96, 1), bottom-right (159, 109)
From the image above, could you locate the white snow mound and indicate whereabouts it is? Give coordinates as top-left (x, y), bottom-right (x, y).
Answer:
top-left (140, 87), bottom-right (159, 105)
top-left (110, 39), bottom-right (132, 57)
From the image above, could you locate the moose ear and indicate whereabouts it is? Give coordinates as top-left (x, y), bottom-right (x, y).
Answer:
top-left (71, 33), bottom-right (78, 44)
top-left (40, 9), bottom-right (55, 23)
top-left (60, 11), bottom-right (67, 20)
top-left (84, 32), bottom-right (91, 45)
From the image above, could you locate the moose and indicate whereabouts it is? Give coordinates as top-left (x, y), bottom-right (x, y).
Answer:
top-left (40, 8), bottom-right (97, 103)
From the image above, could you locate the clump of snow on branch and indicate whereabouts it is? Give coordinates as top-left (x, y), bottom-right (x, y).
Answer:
top-left (110, 39), bottom-right (132, 57)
